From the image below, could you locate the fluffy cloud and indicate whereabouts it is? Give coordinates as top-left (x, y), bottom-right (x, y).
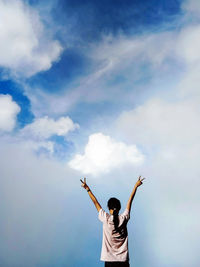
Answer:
top-left (21, 116), bottom-right (79, 139)
top-left (0, 94), bottom-right (21, 132)
top-left (0, 0), bottom-right (63, 78)
top-left (69, 132), bottom-right (144, 175)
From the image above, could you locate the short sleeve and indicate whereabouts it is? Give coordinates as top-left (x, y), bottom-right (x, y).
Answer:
top-left (120, 208), bottom-right (130, 221)
top-left (98, 208), bottom-right (108, 222)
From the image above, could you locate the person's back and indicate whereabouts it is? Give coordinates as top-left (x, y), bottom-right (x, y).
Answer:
top-left (99, 208), bottom-right (130, 262)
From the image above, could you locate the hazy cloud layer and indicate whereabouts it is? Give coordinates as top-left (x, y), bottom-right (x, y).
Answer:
top-left (0, 140), bottom-right (81, 266)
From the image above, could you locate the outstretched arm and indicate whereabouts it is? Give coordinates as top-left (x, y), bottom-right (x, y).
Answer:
top-left (80, 178), bottom-right (102, 212)
top-left (126, 176), bottom-right (145, 212)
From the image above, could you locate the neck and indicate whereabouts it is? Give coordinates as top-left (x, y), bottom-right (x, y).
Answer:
top-left (109, 209), bottom-right (118, 215)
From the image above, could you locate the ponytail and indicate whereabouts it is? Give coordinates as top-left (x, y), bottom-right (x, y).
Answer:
top-left (113, 208), bottom-right (119, 231)
top-left (107, 197), bottom-right (121, 233)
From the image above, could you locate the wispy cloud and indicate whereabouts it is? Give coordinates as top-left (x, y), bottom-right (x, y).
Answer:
top-left (182, 0), bottom-right (200, 15)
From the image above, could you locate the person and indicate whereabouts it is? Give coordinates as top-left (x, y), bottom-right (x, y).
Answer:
top-left (80, 176), bottom-right (145, 267)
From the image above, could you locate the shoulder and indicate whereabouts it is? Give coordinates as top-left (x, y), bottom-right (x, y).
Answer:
top-left (98, 208), bottom-right (109, 222)
top-left (120, 208), bottom-right (130, 221)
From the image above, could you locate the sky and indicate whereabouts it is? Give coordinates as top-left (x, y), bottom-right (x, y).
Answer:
top-left (0, 0), bottom-right (200, 266)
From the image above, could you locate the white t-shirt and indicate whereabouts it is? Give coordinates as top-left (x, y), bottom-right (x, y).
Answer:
top-left (98, 208), bottom-right (130, 262)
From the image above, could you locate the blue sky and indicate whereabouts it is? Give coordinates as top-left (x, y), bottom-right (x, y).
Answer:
top-left (1, 0), bottom-right (200, 266)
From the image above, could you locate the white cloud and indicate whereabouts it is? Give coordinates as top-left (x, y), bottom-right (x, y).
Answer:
top-left (21, 116), bottom-right (79, 139)
top-left (0, 0), bottom-right (63, 78)
top-left (116, 97), bottom-right (200, 148)
top-left (0, 94), bottom-right (21, 132)
top-left (68, 132), bottom-right (144, 175)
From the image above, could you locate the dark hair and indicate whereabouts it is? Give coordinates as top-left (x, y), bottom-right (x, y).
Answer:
top-left (107, 198), bottom-right (121, 232)
top-left (107, 197), bottom-right (121, 211)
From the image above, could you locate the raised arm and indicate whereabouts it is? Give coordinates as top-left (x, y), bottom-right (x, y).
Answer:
top-left (126, 176), bottom-right (145, 212)
top-left (80, 178), bottom-right (102, 212)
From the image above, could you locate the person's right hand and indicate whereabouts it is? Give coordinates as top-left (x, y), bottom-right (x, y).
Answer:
top-left (80, 177), bottom-right (90, 191)
top-left (135, 176), bottom-right (145, 187)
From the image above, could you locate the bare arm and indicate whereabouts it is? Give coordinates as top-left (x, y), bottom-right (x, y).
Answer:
top-left (80, 178), bottom-right (102, 212)
top-left (126, 176), bottom-right (145, 212)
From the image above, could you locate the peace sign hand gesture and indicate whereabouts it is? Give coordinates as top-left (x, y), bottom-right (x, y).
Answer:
top-left (135, 176), bottom-right (145, 188)
top-left (80, 177), bottom-right (90, 191)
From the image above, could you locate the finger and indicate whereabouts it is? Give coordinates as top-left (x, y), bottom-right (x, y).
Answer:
top-left (84, 177), bottom-right (86, 183)
top-left (80, 179), bottom-right (84, 184)
top-left (141, 178), bottom-right (145, 182)
top-left (138, 176), bottom-right (141, 180)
